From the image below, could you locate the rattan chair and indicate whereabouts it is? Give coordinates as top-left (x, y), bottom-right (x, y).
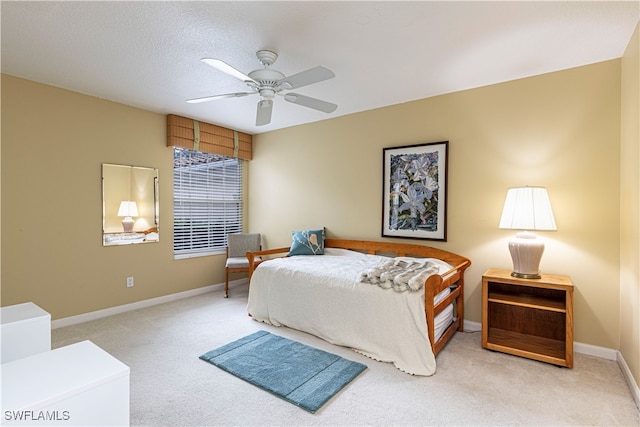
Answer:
top-left (225, 233), bottom-right (261, 298)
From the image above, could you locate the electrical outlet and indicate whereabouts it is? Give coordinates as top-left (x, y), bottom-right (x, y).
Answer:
top-left (126, 277), bottom-right (134, 288)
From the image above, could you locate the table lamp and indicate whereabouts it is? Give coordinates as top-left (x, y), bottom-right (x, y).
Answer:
top-left (117, 201), bottom-right (139, 233)
top-left (499, 186), bottom-right (557, 279)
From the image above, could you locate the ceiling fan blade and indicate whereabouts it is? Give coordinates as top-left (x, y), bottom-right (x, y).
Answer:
top-left (256, 99), bottom-right (273, 126)
top-left (284, 93), bottom-right (337, 113)
top-left (186, 92), bottom-right (252, 104)
top-left (279, 66), bottom-right (335, 90)
top-left (202, 58), bottom-right (256, 83)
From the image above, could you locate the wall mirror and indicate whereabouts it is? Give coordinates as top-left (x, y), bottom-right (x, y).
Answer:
top-left (102, 163), bottom-right (159, 246)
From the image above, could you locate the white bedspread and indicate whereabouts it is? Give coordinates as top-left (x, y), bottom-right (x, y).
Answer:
top-left (247, 249), bottom-right (452, 376)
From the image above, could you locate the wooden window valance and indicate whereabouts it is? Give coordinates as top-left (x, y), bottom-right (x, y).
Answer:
top-left (167, 114), bottom-right (252, 160)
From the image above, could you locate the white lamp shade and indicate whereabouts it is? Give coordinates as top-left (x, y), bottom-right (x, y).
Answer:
top-left (117, 201), bottom-right (139, 217)
top-left (499, 187), bottom-right (557, 231)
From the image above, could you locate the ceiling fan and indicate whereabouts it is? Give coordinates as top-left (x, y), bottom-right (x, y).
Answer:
top-left (187, 50), bottom-right (337, 126)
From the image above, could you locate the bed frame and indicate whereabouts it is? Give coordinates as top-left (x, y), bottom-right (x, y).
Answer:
top-left (246, 238), bottom-right (471, 356)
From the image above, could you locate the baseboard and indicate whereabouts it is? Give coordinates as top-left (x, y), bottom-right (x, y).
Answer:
top-left (617, 350), bottom-right (640, 411)
top-left (574, 341), bottom-right (618, 360)
top-left (51, 279), bottom-right (247, 329)
top-left (463, 320), bottom-right (482, 332)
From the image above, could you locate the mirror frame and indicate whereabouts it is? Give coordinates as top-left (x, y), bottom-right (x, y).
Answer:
top-left (102, 163), bottom-right (159, 246)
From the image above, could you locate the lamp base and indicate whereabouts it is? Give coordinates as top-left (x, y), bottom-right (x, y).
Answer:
top-left (508, 231), bottom-right (544, 280)
top-left (122, 217), bottom-right (134, 233)
top-left (511, 271), bottom-right (542, 279)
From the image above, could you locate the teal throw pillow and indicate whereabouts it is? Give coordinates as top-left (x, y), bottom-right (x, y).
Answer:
top-left (289, 228), bottom-right (325, 256)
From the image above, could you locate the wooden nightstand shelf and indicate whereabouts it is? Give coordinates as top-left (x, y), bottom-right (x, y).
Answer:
top-left (482, 268), bottom-right (574, 368)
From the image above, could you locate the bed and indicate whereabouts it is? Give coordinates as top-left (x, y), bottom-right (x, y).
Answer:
top-left (246, 238), bottom-right (471, 376)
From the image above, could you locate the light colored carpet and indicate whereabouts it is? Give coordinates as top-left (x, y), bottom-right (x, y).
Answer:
top-left (52, 284), bottom-right (640, 426)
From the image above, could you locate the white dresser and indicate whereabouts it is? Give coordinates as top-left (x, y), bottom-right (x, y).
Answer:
top-left (0, 302), bottom-right (51, 364)
top-left (1, 340), bottom-right (130, 426)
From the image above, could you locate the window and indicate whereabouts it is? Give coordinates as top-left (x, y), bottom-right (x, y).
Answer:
top-left (173, 147), bottom-right (243, 259)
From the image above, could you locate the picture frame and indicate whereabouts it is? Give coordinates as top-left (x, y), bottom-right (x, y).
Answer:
top-left (382, 141), bottom-right (448, 241)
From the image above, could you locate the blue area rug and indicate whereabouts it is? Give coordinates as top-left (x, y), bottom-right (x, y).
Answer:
top-left (200, 330), bottom-right (367, 413)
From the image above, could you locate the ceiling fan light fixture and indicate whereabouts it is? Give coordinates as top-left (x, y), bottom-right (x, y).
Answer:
top-left (260, 88), bottom-right (276, 100)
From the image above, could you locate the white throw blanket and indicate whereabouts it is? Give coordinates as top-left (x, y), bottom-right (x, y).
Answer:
top-left (358, 258), bottom-right (439, 292)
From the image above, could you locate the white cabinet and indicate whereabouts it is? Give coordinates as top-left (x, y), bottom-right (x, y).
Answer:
top-left (1, 340), bottom-right (130, 426)
top-left (1, 302), bottom-right (51, 363)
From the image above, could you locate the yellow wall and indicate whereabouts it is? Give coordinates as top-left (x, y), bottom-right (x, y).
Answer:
top-left (1, 75), bottom-right (227, 319)
top-left (620, 22), bottom-right (640, 386)
top-left (249, 60), bottom-right (622, 349)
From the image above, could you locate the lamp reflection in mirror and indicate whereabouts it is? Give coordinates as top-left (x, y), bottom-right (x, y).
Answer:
top-left (499, 186), bottom-right (557, 279)
top-left (117, 201), bottom-right (138, 232)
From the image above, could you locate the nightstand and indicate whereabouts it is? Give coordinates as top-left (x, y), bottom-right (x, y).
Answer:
top-left (482, 268), bottom-right (574, 368)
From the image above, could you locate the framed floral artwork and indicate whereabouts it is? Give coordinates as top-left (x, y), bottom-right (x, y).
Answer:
top-left (382, 141), bottom-right (448, 241)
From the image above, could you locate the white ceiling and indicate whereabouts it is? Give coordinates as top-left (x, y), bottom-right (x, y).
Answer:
top-left (1, 1), bottom-right (638, 135)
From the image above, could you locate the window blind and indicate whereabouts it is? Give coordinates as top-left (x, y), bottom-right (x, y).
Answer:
top-left (173, 148), bottom-right (243, 258)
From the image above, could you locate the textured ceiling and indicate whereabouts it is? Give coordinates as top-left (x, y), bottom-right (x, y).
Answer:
top-left (2, 1), bottom-right (638, 134)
